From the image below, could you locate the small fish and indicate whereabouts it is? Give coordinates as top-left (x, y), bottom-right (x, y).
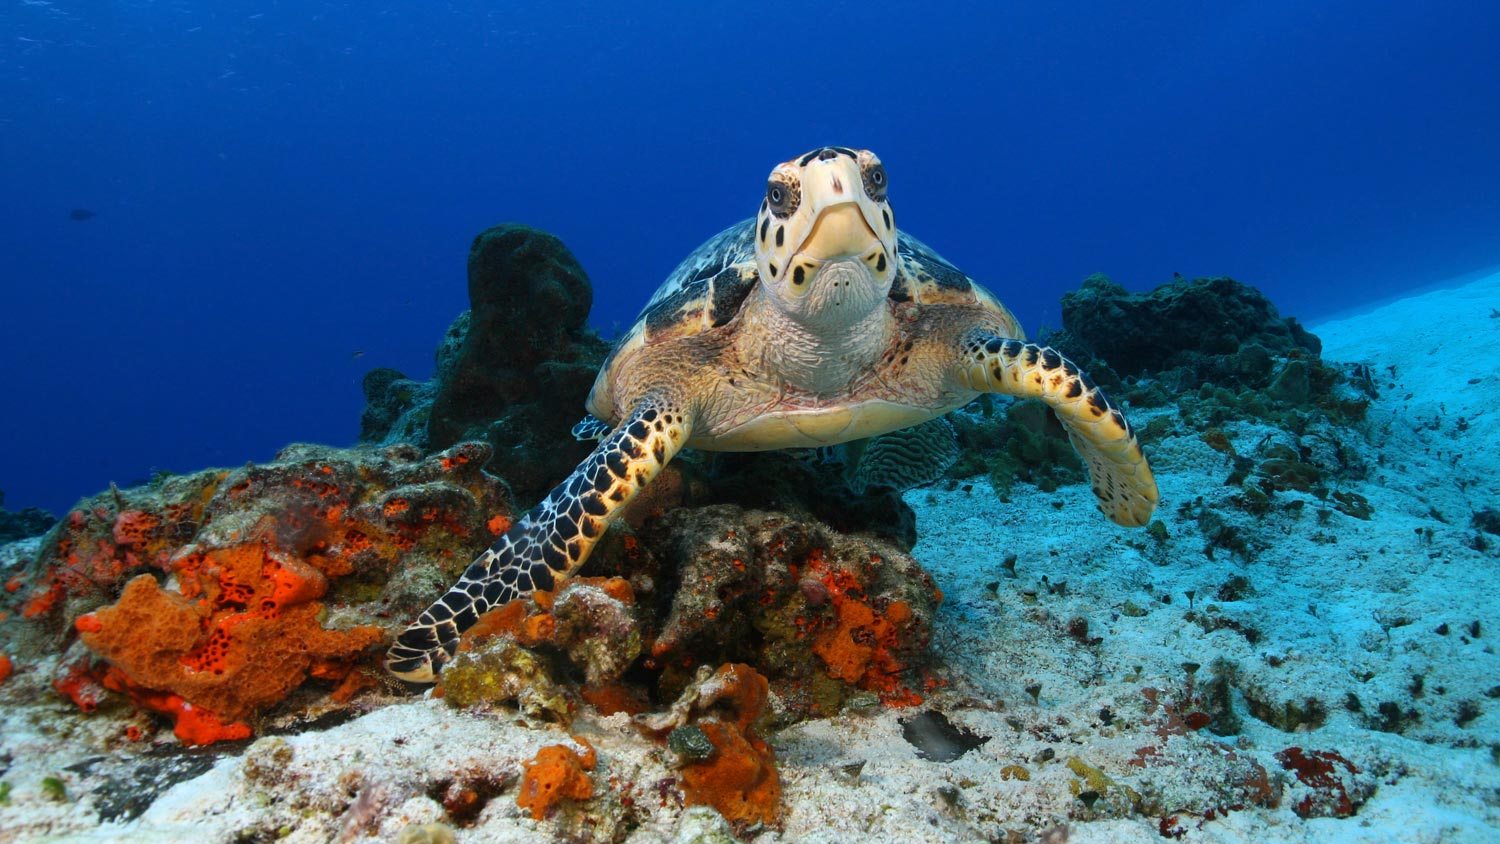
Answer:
top-left (68, 208), bottom-right (96, 221)
top-left (351, 350), bottom-right (365, 359)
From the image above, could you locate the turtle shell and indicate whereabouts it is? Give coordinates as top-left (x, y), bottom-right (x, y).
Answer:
top-left (586, 219), bottom-right (1022, 421)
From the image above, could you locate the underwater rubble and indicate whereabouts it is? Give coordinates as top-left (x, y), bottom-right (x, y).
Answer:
top-left (0, 236), bottom-right (1497, 841)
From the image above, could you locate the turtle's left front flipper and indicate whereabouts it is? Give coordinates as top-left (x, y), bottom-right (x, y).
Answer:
top-left (953, 331), bottom-right (1158, 526)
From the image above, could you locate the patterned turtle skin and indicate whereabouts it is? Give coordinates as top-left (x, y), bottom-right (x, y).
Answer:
top-left (386, 147), bottom-right (1159, 682)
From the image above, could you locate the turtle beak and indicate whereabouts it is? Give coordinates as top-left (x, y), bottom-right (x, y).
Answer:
top-left (799, 202), bottom-right (879, 261)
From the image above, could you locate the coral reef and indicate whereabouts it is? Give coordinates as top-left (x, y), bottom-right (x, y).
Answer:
top-left (435, 505), bottom-right (942, 728)
top-left (360, 367), bottom-right (431, 444)
top-left (945, 397), bottom-right (1084, 501)
top-left (8, 229), bottom-right (1488, 840)
top-left (436, 576), bottom-right (642, 720)
top-left (1045, 273), bottom-right (1369, 429)
top-left (0, 440), bottom-right (512, 742)
top-left (1050, 273), bottom-right (1320, 379)
top-left (620, 505), bottom-right (941, 718)
top-left (360, 224), bottom-right (612, 506)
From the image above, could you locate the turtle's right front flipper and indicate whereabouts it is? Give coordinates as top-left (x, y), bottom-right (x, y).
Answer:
top-left (386, 395), bottom-right (693, 683)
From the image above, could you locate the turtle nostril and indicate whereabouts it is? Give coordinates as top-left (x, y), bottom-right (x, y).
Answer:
top-left (817, 147), bottom-right (838, 161)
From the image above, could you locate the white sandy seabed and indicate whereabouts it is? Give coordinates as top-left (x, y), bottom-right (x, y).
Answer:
top-left (1, 272), bottom-right (1498, 843)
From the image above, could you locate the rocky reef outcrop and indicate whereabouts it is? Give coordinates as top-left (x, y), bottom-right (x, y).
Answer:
top-left (937, 272), bottom-right (1375, 519)
top-left (360, 224), bottom-right (613, 506)
top-left (1, 441), bottom-right (513, 744)
top-left (1041, 273), bottom-right (1369, 428)
top-left (0, 492), bottom-right (55, 544)
top-left (427, 501), bottom-right (943, 714)
top-left (1050, 273), bottom-right (1321, 379)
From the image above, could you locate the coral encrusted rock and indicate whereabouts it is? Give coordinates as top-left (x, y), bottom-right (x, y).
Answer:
top-left (0, 491), bottom-right (55, 544)
top-left (637, 663), bottom-right (782, 831)
top-left (75, 546), bottom-right (383, 744)
top-left (0, 441), bottom-right (513, 743)
top-left (412, 224), bottom-right (612, 504)
top-left (609, 505), bottom-right (942, 719)
top-left (1050, 273), bottom-right (1321, 380)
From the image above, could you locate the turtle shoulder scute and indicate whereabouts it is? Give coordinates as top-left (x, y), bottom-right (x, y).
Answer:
top-left (892, 231), bottom-right (1023, 337)
top-left (635, 219), bottom-right (759, 343)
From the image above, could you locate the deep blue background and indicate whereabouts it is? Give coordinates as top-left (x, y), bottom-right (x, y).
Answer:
top-left (3, 1), bottom-right (1499, 515)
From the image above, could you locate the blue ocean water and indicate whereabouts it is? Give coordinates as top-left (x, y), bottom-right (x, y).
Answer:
top-left (2, 1), bottom-right (1498, 516)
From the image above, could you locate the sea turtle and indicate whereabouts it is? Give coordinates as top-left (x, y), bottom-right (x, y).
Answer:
top-left (387, 147), bottom-right (1159, 682)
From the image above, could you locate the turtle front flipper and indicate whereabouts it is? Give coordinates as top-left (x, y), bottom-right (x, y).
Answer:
top-left (954, 331), bottom-right (1158, 527)
top-left (386, 395), bottom-right (694, 682)
top-left (571, 414), bottom-right (611, 442)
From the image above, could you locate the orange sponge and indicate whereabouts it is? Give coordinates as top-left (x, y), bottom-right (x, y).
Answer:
top-left (681, 720), bottom-right (781, 827)
top-left (73, 540), bottom-right (381, 742)
top-left (517, 738), bottom-right (596, 821)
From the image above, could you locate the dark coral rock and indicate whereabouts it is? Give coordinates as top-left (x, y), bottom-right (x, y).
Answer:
top-left (935, 395), bottom-right (1088, 509)
top-left (1267, 359), bottom-right (1312, 405)
top-left (667, 724), bottom-right (715, 762)
top-left (425, 224), bottom-right (612, 504)
top-left (63, 748), bottom-right (217, 823)
top-left (0, 502), bottom-right (56, 545)
top-left (1043, 274), bottom-right (1373, 432)
top-left (689, 451), bottom-right (918, 551)
top-left (1331, 490), bottom-right (1374, 520)
top-left (359, 368), bottom-right (427, 444)
top-left (1256, 450), bottom-right (1323, 494)
top-left (1051, 274), bottom-right (1320, 379)
top-left (1244, 691), bottom-right (1327, 732)
top-left (602, 505), bottom-right (941, 720)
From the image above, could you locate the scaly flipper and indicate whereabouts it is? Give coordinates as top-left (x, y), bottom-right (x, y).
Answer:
top-left (571, 414), bottom-right (611, 442)
top-left (954, 332), bottom-right (1158, 526)
top-left (386, 395), bottom-right (693, 682)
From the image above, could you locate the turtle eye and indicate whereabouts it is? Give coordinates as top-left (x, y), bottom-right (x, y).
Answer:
top-left (765, 178), bottom-right (800, 218)
top-left (863, 164), bottom-right (888, 201)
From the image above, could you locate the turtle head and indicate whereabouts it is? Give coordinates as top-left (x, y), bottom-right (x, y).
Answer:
top-left (753, 147), bottom-right (897, 328)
